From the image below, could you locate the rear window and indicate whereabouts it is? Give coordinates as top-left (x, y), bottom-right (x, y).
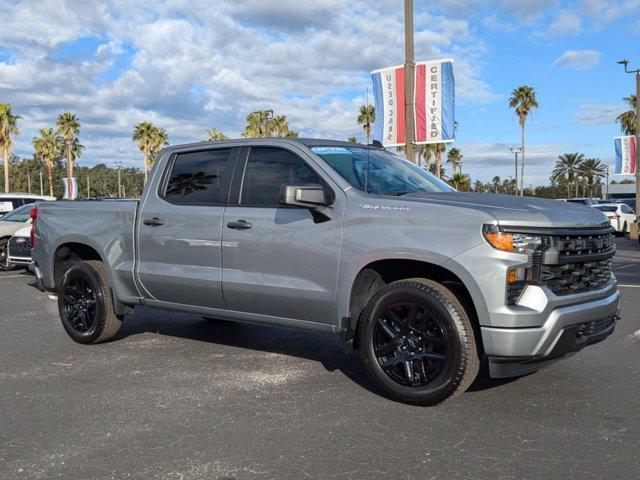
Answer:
top-left (163, 149), bottom-right (231, 205)
top-left (594, 206), bottom-right (617, 213)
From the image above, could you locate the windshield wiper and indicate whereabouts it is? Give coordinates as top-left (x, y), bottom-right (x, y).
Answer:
top-left (380, 191), bottom-right (410, 196)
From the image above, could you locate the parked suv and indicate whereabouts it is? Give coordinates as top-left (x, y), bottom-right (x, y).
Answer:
top-left (0, 193), bottom-right (56, 218)
top-left (32, 139), bottom-right (620, 405)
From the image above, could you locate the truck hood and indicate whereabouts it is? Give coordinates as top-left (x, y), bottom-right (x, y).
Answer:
top-left (400, 192), bottom-right (610, 229)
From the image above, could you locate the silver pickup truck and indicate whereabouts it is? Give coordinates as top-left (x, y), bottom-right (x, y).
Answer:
top-left (31, 138), bottom-right (620, 405)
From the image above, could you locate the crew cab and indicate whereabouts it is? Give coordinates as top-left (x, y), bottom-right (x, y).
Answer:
top-left (31, 139), bottom-right (621, 405)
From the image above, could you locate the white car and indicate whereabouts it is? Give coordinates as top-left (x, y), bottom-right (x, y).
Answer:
top-left (7, 224), bottom-right (32, 269)
top-left (0, 204), bottom-right (35, 271)
top-left (0, 193), bottom-right (56, 218)
top-left (592, 203), bottom-right (637, 234)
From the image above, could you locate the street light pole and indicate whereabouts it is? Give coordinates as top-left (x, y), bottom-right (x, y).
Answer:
top-left (510, 147), bottom-right (521, 195)
top-left (404, 0), bottom-right (416, 164)
top-left (114, 162), bottom-right (122, 198)
top-left (618, 59), bottom-right (640, 239)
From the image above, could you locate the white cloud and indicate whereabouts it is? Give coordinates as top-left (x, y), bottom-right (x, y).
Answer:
top-left (574, 103), bottom-right (626, 125)
top-left (0, 0), bottom-right (499, 168)
top-left (552, 50), bottom-right (601, 70)
top-left (548, 10), bottom-right (582, 35)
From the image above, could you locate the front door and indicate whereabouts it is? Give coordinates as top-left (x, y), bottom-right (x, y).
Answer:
top-left (136, 147), bottom-right (236, 309)
top-left (221, 146), bottom-right (343, 325)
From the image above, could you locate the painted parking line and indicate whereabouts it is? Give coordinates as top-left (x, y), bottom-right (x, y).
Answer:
top-left (619, 284), bottom-right (640, 288)
top-left (614, 264), bottom-right (638, 270)
top-left (0, 274), bottom-right (28, 279)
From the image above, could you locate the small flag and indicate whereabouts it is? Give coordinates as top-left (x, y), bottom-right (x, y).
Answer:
top-left (614, 136), bottom-right (637, 175)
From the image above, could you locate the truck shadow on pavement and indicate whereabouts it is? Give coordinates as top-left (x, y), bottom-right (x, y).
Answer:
top-left (114, 310), bottom-right (516, 399)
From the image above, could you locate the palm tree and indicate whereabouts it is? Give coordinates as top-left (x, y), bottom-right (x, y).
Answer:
top-left (427, 162), bottom-right (445, 178)
top-left (552, 153), bottom-right (585, 198)
top-left (616, 95), bottom-right (636, 135)
top-left (272, 115), bottom-right (289, 137)
top-left (491, 176), bottom-right (502, 193)
top-left (509, 85), bottom-right (539, 196)
top-left (357, 105), bottom-right (375, 144)
top-left (431, 143), bottom-right (446, 179)
top-left (446, 147), bottom-right (463, 174)
top-left (347, 136), bottom-right (359, 143)
top-left (0, 104), bottom-right (21, 193)
top-left (56, 112), bottom-right (82, 199)
top-left (133, 122), bottom-right (168, 183)
top-left (242, 111), bottom-right (271, 138)
top-left (32, 128), bottom-right (62, 197)
top-left (205, 127), bottom-right (229, 142)
top-left (450, 172), bottom-right (470, 191)
top-left (579, 158), bottom-right (607, 197)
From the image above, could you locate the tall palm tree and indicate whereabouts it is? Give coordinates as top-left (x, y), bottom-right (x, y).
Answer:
top-left (509, 85), bottom-right (539, 196)
top-left (133, 122), bottom-right (169, 183)
top-left (205, 127), bottom-right (229, 142)
top-left (0, 104), bottom-right (21, 193)
top-left (446, 147), bottom-right (463, 174)
top-left (357, 105), bottom-right (375, 144)
top-left (616, 95), bottom-right (636, 135)
top-left (242, 111), bottom-right (271, 138)
top-left (56, 112), bottom-right (82, 199)
top-left (32, 128), bottom-right (62, 197)
top-left (428, 162), bottom-right (445, 178)
top-left (450, 172), bottom-right (470, 191)
top-left (552, 153), bottom-right (585, 199)
top-left (272, 115), bottom-right (289, 137)
top-left (579, 157), bottom-right (607, 197)
top-left (431, 143), bottom-right (446, 179)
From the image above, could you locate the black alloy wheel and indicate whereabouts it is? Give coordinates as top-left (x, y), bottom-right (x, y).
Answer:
top-left (62, 276), bottom-right (98, 333)
top-left (0, 239), bottom-right (16, 271)
top-left (373, 301), bottom-right (448, 387)
top-left (359, 279), bottom-right (479, 405)
top-left (58, 260), bottom-right (123, 344)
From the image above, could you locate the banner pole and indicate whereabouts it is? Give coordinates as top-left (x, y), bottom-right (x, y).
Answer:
top-left (635, 70), bottom-right (639, 235)
top-left (404, 0), bottom-right (416, 163)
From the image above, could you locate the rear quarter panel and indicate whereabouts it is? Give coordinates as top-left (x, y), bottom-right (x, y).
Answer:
top-left (33, 200), bottom-right (140, 303)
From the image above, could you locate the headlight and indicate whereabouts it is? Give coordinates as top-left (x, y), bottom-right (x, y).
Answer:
top-left (482, 225), bottom-right (546, 255)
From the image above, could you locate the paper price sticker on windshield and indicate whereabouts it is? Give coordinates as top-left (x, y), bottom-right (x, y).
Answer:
top-left (311, 147), bottom-right (350, 155)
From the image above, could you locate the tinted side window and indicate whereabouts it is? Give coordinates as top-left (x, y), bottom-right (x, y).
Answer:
top-left (241, 147), bottom-right (321, 207)
top-left (164, 149), bottom-right (231, 205)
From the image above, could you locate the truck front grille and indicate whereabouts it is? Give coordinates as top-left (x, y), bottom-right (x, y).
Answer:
top-left (541, 232), bottom-right (615, 296)
top-left (8, 237), bottom-right (31, 257)
top-left (541, 258), bottom-right (613, 296)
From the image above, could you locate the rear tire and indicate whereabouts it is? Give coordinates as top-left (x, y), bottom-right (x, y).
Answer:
top-left (58, 260), bottom-right (123, 344)
top-left (359, 279), bottom-right (479, 406)
top-left (0, 238), bottom-right (17, 271)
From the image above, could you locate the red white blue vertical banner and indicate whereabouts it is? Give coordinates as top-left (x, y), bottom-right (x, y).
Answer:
top-left (614, 136), bottom-right (636, 175)
top-left (371, 58), bottom-right (455, 147)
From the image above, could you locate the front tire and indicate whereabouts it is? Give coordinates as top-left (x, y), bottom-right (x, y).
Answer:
top-left (359, 279), bottom-right (479, 406)
top-left (58, 260), bottom-right (123, 344)
top-left (0, 238), bottom-right (17, 271)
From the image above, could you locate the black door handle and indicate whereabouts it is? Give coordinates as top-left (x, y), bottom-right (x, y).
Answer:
top-left (143, 217), bottom-right (164, 226)
top-left (227, 219), bottom-right (252, 230)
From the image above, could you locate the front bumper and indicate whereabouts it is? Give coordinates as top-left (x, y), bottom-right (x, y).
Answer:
top-left (482, 289), bottom-right (620, 378)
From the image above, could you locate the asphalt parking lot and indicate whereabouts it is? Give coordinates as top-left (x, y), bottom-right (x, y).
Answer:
top-left (1, 239), bottom-right (639, 480)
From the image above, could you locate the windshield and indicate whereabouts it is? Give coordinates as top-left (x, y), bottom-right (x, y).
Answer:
top-left (0, 204), bottom-right (32, 222)
top-left (311, 146), bottom-right (453, 195)
top-left (594, 206), bottom-right (618, 213)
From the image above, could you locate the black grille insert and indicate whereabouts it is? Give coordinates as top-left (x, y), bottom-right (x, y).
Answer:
top-left (8, 237), bottom-right (31, 257)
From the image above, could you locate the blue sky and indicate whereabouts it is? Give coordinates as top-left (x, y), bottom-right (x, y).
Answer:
top-left (0, 0), bottom-right (638, 185)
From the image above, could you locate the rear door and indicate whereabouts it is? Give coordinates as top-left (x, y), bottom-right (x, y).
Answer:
top-left (221, 145), bottom-right (344, 325)
top-left (136, 146), bottom-right (237, 308)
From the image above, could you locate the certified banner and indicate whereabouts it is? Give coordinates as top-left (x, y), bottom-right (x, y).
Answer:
top-left (614, 136), bottom-right (637, 175)
top-left (62, 177), bottom-right (78, 200)
top-left (371, 58), bottom-right (455, 147)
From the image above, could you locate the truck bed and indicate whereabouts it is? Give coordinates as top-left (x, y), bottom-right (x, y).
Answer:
top-left (33, 199), bottom-right (141, 304)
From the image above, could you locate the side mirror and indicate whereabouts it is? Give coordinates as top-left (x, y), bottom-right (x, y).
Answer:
top-left (280, 185), bottom-right (329, 207)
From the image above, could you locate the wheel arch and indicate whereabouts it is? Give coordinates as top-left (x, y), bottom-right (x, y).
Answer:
top-left (346, 258), bottom-right (486, 352)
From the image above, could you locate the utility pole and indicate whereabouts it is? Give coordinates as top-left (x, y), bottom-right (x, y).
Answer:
top-left (605, 165), bottom-right (609, 200)
top-left (87, 175), bottom-right (90, 198)
top-left (617, 59), bottom-right (640, 240)
top-left (114, 162), bottom-right (123, 197)
top-left (510, 147), bottom-right (521, 195)
top-left (404, 0), bottom-right (416, 163)
top-left (39, 170), bottom-right (43, 195)
top-left (27, 172), bottom-right (31, 194)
